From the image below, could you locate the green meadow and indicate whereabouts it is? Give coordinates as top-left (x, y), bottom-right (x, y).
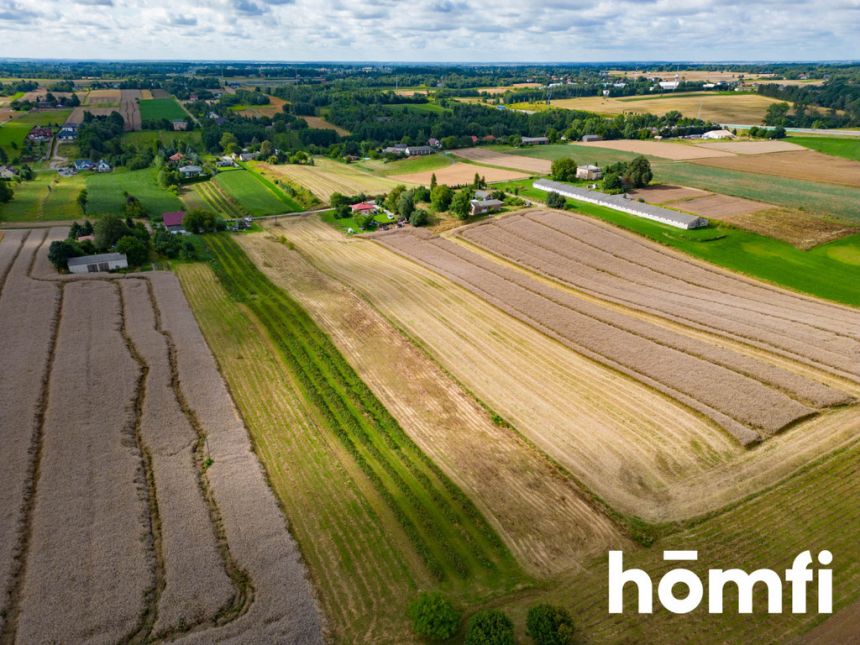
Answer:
top-left (86, 167), bottom-right (183, 217)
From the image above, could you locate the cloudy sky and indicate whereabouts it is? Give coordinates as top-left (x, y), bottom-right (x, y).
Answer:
top-left (0, 0), bottom-right (857, 62)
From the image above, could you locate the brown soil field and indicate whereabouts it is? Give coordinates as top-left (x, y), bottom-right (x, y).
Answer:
top-left (673, 193), bottom-right (770, 217)
top-left (691, 149), bottom-right (860, 187)
top-left (609, 70), bottom-right (776, 83)
top-left (150, 89), bottom-right (171, 99)
top-left (275, 217), bottom-right (860, 522)
top-left (241, 230), bottom-right (626, 576)
top-left (236, 96), bottom-right (288, 119)
top-left (301, 115), bottom-right (350, 136)
top-left (580, 139), bottom-right (734, 160)
top-left (65, 105), bottom-right (116, 124)
top-left (392, 162), bottom-right (527, 186)
top-left (695, 140), bottom-right (805, 154)
top-left (454, 147), bottom-right (551, 173)
top-left (629, 184), bottom-right (710, 202)
top-left (121, 89), bottom-right (142, 131)
top-left (383, 228), bottom-right (851, 444)
top-left (801, 599), bottom-right (860, 644)
top-left (0, 229), bottom-right (324, 643)
top-left (456, 210), bottom-right (860, 383)
top-left (477, 83), bottom-right (541, 94)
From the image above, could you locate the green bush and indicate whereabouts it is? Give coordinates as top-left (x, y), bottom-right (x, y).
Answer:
top-left (545, 191), bottom-right (566, 209)
top-left (465, 609), bottom-right (514, 645)
top-left (408, 592), bottom-right (460, 641)
top-left (526, 604), bottom-right (575, 645)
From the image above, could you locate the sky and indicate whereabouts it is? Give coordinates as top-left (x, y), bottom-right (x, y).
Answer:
top-left (0, 0), bottom-right (858, 63)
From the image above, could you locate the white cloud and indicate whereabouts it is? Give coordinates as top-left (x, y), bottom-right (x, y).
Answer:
top-left (0, 0), bottom-right (856, 60)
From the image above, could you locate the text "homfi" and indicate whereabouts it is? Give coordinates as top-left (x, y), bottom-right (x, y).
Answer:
top-left (608, 550), bottom-right (832, 614)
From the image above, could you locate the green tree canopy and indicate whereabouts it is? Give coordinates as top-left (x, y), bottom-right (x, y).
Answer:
top-left (116, 235), bottom-right (150, 267)
top-left (94, 214), bottom-right (131, 251)
top-left (526, 604), bottom-right (575, 645)
top-left (450, 188), bottom-right (473, 220)
top-left (550, 157), bottom-right (578, 182)
top-left (407, 592), bottom-right (460, 641)
top-left (465, 609), bottom-right (514, 645)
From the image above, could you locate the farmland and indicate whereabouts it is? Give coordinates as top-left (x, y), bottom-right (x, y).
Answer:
top-left (789, 135), bottom-right (860, 161)
top-left (511, 92), bottom-right (787, 123)
top-left (0, 169), bottom-right (85, 222)
top-left (178, 234), bottom-right (527, 640)
top-left (0, 229), bottom-right (324, 643)
top-left (689, 149), bottom-right (860, 188)
top-left (256, 157), bottom-right (409, 201)
top-left (212, 168), bottom-right (300, 215)
top-left (391, 161), bottom-right (527, 186)
top-left (138, 98), bottom-right (188, 122)
top-left (301, 115), bottom-right (350, 136)
top-left (85, 167), bottom-right (183, 217)
top-left (358, 153), bottom-right (454, 176)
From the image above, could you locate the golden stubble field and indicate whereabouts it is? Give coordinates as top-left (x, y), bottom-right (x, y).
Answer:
top-left (267, 216), bottom-right (860, 523)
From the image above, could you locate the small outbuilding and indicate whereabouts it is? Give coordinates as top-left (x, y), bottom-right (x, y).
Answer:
top-left (521, 136), bottom-right (549, 145)
top-left (470, 198), bottom-right (504, 216)
top-left (67, 253), bottom-right (128, 274)
top-left (179, 165), bottom-right (203, 179)
top-left (163, 211), bottom-right (186, 234)
top-left (581, 134), bottom-right (603, 143)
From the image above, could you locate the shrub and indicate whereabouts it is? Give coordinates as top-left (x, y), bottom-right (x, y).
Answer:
top-left (465, 609), bottom-right (514, 645)
top-left (116, 235), bottom-right (150, 267)
top-left (430, 184), bottom-right (454, 211)
top-left (408, 592), bottom-right (461, 641)
top-left (48, 239), bottom-right (83, 270)
top-left (410, 209), bottom-right (429, 227)
top-left (545, 191), bottom-right (566, 209)
top-left (526, 604), bottom-right (575, 645)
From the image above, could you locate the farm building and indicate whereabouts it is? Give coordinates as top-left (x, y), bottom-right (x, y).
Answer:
top-left (351, 201), bottom-right (377, 214)
top-left (582, 134), bottom-right (602, 142)
top-left (67, 253), bottom-right (128, 274)
top-left (702, 129), bottom-right (736, 139)
top-left (171, 120), bottom-right (189, 131)
top-left (576, 164), bottom-right (602, 180)
top-left (521, 136), bottom-right (549, 145)
top-left (658, 81), bottom-right (680, 91)
top-left (96, 160), bottom-right (112, 173)
top-left (470, 198), bottom-right (504, 216)
top-left (533, 179), bottom-right (708, 230)
top-left (0, 166), bottom-right (16, 180)
top-left (163, 211), bottom-right (186, 234)
top-left (428, 137), bottom-right (442, 148)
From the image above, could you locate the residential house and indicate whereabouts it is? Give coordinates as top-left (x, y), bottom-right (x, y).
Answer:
top-left (96, 160), bottom-right (112, 173)
top-left (0, 166), bottom-right (16, 180)
top-left (67, 253), bottom-right (128, 274)
top-left (168, 152), bottom-right (184, 163)
top-left (351, 201), bottom-right (377, 214)
top-left (57, 125), bottom-right (78, 142)
top-left (75, 159), bottom-right (96, 171)
top-left (27, 127), bottom-right (53, 142)
top-left (239, 151), bottom-right (259, 162)
top-left (178, 165), bottom-right (203, 179)
top-left (521, 136), bottom-right (549, 145)
top-left (575, 164), bottom-right (602, 180)
top-left (162, 211), bottom-right (186, 234)
top-left (428, 137), bottom-right (441, 148)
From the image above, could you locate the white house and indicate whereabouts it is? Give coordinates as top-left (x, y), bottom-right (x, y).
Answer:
top-left (533, 179), bottom-right (708, 230)
top-left (576, 164), bottom-right (602, 180)
top-left (179, 165), bottom-right (203, 178)
top-left (67, 253), bottom-right (128, 274)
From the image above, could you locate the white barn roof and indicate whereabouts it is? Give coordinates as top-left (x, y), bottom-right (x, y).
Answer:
top-left (533, 179), bottom-right (708, 230)
top-left (67, 253), bottom-right (128, 268)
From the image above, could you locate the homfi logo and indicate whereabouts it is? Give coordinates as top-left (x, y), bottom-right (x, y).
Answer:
top-left (608, 550), bottom-right (833, 614)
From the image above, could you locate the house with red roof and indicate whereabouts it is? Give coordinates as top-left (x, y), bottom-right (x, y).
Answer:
top-left (162, 211), bottom-right (186, 233)
top-left (168, 152), bottom-right (184, 163)
top-left (350, 202), bottom-right (377, 214)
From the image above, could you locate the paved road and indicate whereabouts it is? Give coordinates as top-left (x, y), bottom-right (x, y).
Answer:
top-left (721, 124), bottom-right (860, 137)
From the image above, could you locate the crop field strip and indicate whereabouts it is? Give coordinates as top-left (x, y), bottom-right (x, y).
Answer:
top-left (458, 210), bottom-right (860, 382)
top-left (278, 217), bottom-right (860, 522)
top-left (0, 229), bottom-right (324, 644)
top-left (203, 234), bottom-right (522, 588)
top-left (381, 228), bottom-right (851, 445)
top-left (194, 179), bottom-right (248, 218)
top-left (239, 231), bottom-right (627, 576)
top-left (176, 261), bottom-right (428, 643)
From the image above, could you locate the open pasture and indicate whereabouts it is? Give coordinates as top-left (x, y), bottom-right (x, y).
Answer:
top-left (789, 135), bottom-right (860, 162)
top-left (85, 167), bottom-right (183, 217)
top-left (0, 229), bottom-right (324, 643)
top-left (391, 161), bottom-right (527, 186)
top-left (138, 98), bottom-right (187, 122)
top-left (690, 149), bottom-right (860, 188)
top-left (212, 168), bottom-right (299, 216)
top-left (0, 169), bottom-right (85, 222)
top-left (257, 157), bottom-right (408, 201)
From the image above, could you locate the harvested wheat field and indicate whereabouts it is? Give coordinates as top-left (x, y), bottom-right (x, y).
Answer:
top-left (384, 227), bottom-right (851, 445)
top-left (628, 184), bottom-right (710, 203)
top-left (258, 157), bottom-right (407, 200)
top-left (273, 216), bottom-right (860, 521)
top-left (65, 106), bottom-right (116, 124)
top-left (392, 162), bottom-right (527, 186)
top-left (0, 230), bottom-right (324, 644)
top-left (454, 147), bottom-right (551, 173)
top-left (83, 88), bottom-right (121, 107)
top-left (580, 138), bottom-right (734, 160)
top-left (240, 230), bottom-right (626, 576)
top-left (691, 149), bottom-right (860, 187)
top-left (695, 140), bottom-right (805, 154)
top-left (455, 210), bottom-right (860, 383)
top-left (714, 209), bottom-right (859, 249)
top-left (672, 193), bottom-right (771, 217)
